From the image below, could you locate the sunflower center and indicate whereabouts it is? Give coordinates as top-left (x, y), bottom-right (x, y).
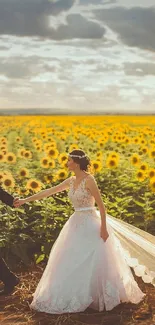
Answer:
top-left (43, 159), bottom-right (48, 165)
top-left (49, 150), bottom-right (55, 156)
top-left (4, 179), bottom-right (11, 186)
top-left (141, 165), bottom-right (146, 170)
top-left (8, 156), bottom-right (13, 161)
top-left (31, 181), bottom-right (38, 189)
top-left (21, 171), bottom-right (26, 176)
top-left (60, 172), bottom-right (65, 177)
top-left (110, 160), bottom-right (116, 166)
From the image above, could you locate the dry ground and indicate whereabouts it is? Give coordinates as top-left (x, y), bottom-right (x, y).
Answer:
top-left (0, 263), bottom-right (154, 325)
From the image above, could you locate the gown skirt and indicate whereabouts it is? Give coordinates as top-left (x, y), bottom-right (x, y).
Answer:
top-left (30, 207), bottom-right (145, 314)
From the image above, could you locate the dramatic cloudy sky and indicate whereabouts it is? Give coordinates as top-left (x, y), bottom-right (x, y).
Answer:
top-left (0, 0), bottom-right (155, 113)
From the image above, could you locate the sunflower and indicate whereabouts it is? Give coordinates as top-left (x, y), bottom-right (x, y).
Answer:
top-left (91, 160), bottom-right (102, 173)
top-left (56, 169), bottom-right (68, 180)
top-left (2, 150), bottom-right (7, 155)
top-left (44, 174), bottom-right (54, 184)
top-left (24, 150), bottom-right (32, 159)
top-left (16, 136), bottom-right (21, 142)
top-left (97, 137), bottom-right (107, 145)
top-left (150, 139), bottom-right (155, 145)
top-left (5, 152), bottom-right (16, 164)
top-left (141, 139), bottom-right (147, 146)
top-left (136, 170), bottom-right (146, 182)
top-left (96, 157), bottom-right (102, 163)
top-left (97, 140), bottom-right (105, 148)
top-left (58, 153), bottom-right (68, 165)
top-left (60, 135), bottom-right (66, 141)
top-left (139, 163), bottom-right (148, 172)
top-left (26, 178), bottom-right (42, 193)
top-left (48, 159), bottom-right (55, 168)
top-left (109, 151), bottom-right (120, 160)
top-left (62, 161), bottom-right (69, 169)
top-left (116, 135), bottom-right (123, 143)
top-left (18, 148), bottom-right (25, 157)
top-left (1, 139), bottom-right (7, 145)
top-left (69, 144), bottom-right (79, 152)
top-left (130, 154), bottom-right (140, 166)
top-left (1, 145), bottom-right (7, 151)
top-left (18, 188), bottom-right (29, 195)
top-left (2, 175), bottom-right (15, 189)
top-left (40, 157), bottom-right (50, 168)
top-left (42, 134), bottom-right (47, 140)
top-left (106, 157), bottom-right (118, 169)
top-left (47, 148), bottom-right (59, 159)
top-left (133, 137), bottom-right (140, 144)
top-left (124, 137), bottom-right (131, 144)
top-left (148, 168), bottom-right (155, 179)
top-left (19, 168), bottom-right (29, 178)
top-left (0, 137), bottom-right (7, 143)
top-left (32, 137), bottom-right (38, 143)
top-left (34, 140), bottom-right (42, 148)
top-left (111, 135), bottom-right (117, 142)
top-left (44, 142), bottom-right (57, 152)
top-left (141, 146), bottom-right (148, 154)
top-left (96, 151), bottom-right (103, 158)
top-left (0, 152), bottom-right (5, 163)
top-left (149, 177), bottom-right (155, 193)
top-left (36, 146), bottom-right (42, 152)
top-left (1, 170), bottom-right (12, 177)
top-left (149, 149), bottom-right (155, 159)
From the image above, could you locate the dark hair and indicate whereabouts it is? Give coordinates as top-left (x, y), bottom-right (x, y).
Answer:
top-left (69, 149), bottom-right (91, 171)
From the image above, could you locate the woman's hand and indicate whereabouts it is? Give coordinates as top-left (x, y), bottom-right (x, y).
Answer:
top-left (14, 198), bottom-right (26, 208)
top-left (100, 226), bottom-right (109, 242)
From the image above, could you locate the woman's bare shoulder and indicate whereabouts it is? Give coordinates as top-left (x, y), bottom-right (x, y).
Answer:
top-left (86, 174), bottom-right (97, 183)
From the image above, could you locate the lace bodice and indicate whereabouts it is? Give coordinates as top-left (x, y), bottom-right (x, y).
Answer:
top-left (68, 176), bottom-right (95, 209)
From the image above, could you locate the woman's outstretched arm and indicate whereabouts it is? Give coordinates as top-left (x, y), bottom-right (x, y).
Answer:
top-left (14, 177), bottom-right (72, 207)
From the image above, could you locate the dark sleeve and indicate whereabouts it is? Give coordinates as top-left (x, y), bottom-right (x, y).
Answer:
top-left (0, 187), bottom-right (14, 207)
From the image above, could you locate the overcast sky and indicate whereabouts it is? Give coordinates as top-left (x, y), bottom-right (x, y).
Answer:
top-left (0, 0), bottom-right (155, 113)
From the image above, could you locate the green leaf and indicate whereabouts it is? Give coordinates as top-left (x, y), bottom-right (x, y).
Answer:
top-left (36, 254), bottom-right (45, 264)
top-left (14, 208), bottom-right (25, 213)
top-left (133, 200), bottom-right (145, 207)
top-left (54, 217), bottom-right (64, 221)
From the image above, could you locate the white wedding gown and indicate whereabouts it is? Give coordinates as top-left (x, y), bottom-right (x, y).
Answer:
top-left (30, 176), bottom-right (146, 314)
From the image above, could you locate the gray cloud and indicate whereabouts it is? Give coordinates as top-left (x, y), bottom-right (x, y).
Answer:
top-left (0, 0), bottom-right (74, 37)
top-left (0, 0), bottom-right (75, 17)
top-left (79, 0), bottom-right (116, 5)
top-left (0, 45), bottom-right (10, 50)
top-left (56, 14), bottom-right (105, 40)
top-left (94, 7), bottom-right (155, 51)
top-left (0, 56), bottom-right (56, 79)
top-left (0, 0), bottom-right (104, 40)
top-left (124, 62), bottom-right (155, 76)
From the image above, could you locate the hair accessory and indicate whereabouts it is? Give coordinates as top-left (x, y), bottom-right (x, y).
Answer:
top-left (69, 154), bottom-right (86, 159)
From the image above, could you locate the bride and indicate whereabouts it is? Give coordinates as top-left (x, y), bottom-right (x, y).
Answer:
top-left (14, 149), bottom-right (155, 314)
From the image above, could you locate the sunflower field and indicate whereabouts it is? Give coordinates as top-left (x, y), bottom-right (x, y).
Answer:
top-left (0, 115), bottom-right (155, 266)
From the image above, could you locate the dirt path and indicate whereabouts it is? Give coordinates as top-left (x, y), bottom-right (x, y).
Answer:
top-left (0, 264), bottom-right (154, 325)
